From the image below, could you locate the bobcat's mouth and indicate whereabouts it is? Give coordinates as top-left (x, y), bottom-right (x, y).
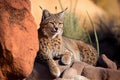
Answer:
top-left (52, 29), bottom-right (63, 39)
top-left (51, 28), bottom-right (58, 33)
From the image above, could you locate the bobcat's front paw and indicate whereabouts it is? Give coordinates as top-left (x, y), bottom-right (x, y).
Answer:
top-left (61, 53), bottom-right (72, 65)
top-left (49, 60), bottom-right (61, 78)
top-left (50, 65), bottom-right (60, 78)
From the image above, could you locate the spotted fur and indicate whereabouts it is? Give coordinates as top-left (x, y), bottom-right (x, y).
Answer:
top-left (37, 9), bottom-right (98, 78)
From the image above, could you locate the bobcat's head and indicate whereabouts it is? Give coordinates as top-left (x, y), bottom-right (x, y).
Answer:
top-left (40, 9), bottom-right (65, 39)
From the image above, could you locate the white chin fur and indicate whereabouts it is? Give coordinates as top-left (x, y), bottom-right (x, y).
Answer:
top-left (52, 30), bottom-right (63, 39)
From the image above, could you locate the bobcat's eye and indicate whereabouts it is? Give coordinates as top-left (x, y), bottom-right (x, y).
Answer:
top-left (59, 23), bottom-right (63, 27)
top-left (59, 22), bottom-right (63, 25)
top-left (43, 22), bottom-right (48, 25)
top-left (49, 22), bottom-right (54, 25)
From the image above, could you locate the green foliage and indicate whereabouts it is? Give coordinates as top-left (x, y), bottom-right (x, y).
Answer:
top-left (57, 0), bottom-right (89, 42)
top-left (63, 12), bottom-right (89, 43)
top-left (87, 11), bottom-right (100, 55)
top-left (58, 0), bottom-right (100, 55)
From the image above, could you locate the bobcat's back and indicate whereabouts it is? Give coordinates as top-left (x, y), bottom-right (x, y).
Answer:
top-left (63, 37), bottom-right (98, 65)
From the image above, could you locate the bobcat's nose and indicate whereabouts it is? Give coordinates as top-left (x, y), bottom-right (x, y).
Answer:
top-left (55, 27), bottom-right (58, 31)
top-left (51, 27), bottom-right (58, 32)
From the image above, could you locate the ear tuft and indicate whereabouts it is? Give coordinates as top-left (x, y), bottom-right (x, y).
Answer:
top-left (57, 8), bottom-right (68, 19)
top-left (41, 10), bottom-right (51, 21)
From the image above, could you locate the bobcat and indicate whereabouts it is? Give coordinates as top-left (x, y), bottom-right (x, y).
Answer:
top-left (37, 9), bottom-right (98, 78)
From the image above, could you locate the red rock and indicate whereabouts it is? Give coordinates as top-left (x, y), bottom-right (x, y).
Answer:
top-left (82, 66), bottom-right (105, 80)
top-left (71, 62), bottom-right (88, 74)
top-left (97, 54), bottom-right (117, 70)
top-left (102, 54), bottom-right (117, 70)
top-left (106, 69), bottom-right (120, 80)
top-left (74, 75), bottom-right (90, 80)
top-left (62, 68), bottom-right (77, 79)
top-left (62, 69), bottom-right (90, 80)
top-left (53, 78), bottom-right (68, 80)
top-left (26, 61), bottom-right (120, 80)
top-left (82, 65), bottom-right (120, 80)
top-left (26, 63), bottom-right (54, 80)
top-left (26, 60), bottom-right (70, 80)
top-left (71, 62), bottom-right (120, 80)
top-left (0, 0), bottom-right (39, 79)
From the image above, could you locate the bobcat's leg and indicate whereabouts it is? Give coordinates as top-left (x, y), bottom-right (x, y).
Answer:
top-left (61, 49), bottom-right (73, 65)
top-left (38, 51), bottom-right (60, 78)
top-left (47, 58), bottom-right (60, 78)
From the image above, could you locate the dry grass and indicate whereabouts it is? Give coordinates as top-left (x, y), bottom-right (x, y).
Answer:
top-left (63, 12), bottom-right (89, 43)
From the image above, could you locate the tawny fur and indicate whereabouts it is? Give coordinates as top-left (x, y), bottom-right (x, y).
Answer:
top-left (37, 9), bottom-right (98, 78)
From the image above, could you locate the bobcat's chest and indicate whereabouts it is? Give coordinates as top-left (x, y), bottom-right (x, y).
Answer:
top-left (39, 36), bottom-right (62, 57)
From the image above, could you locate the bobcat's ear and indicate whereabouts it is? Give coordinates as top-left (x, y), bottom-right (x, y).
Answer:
top-left (41, 10), bottom-right (51, 21)
top-left (57, 8), bottom-right (67, 19)
top-left (57, 11), bottom-right (65, 19)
